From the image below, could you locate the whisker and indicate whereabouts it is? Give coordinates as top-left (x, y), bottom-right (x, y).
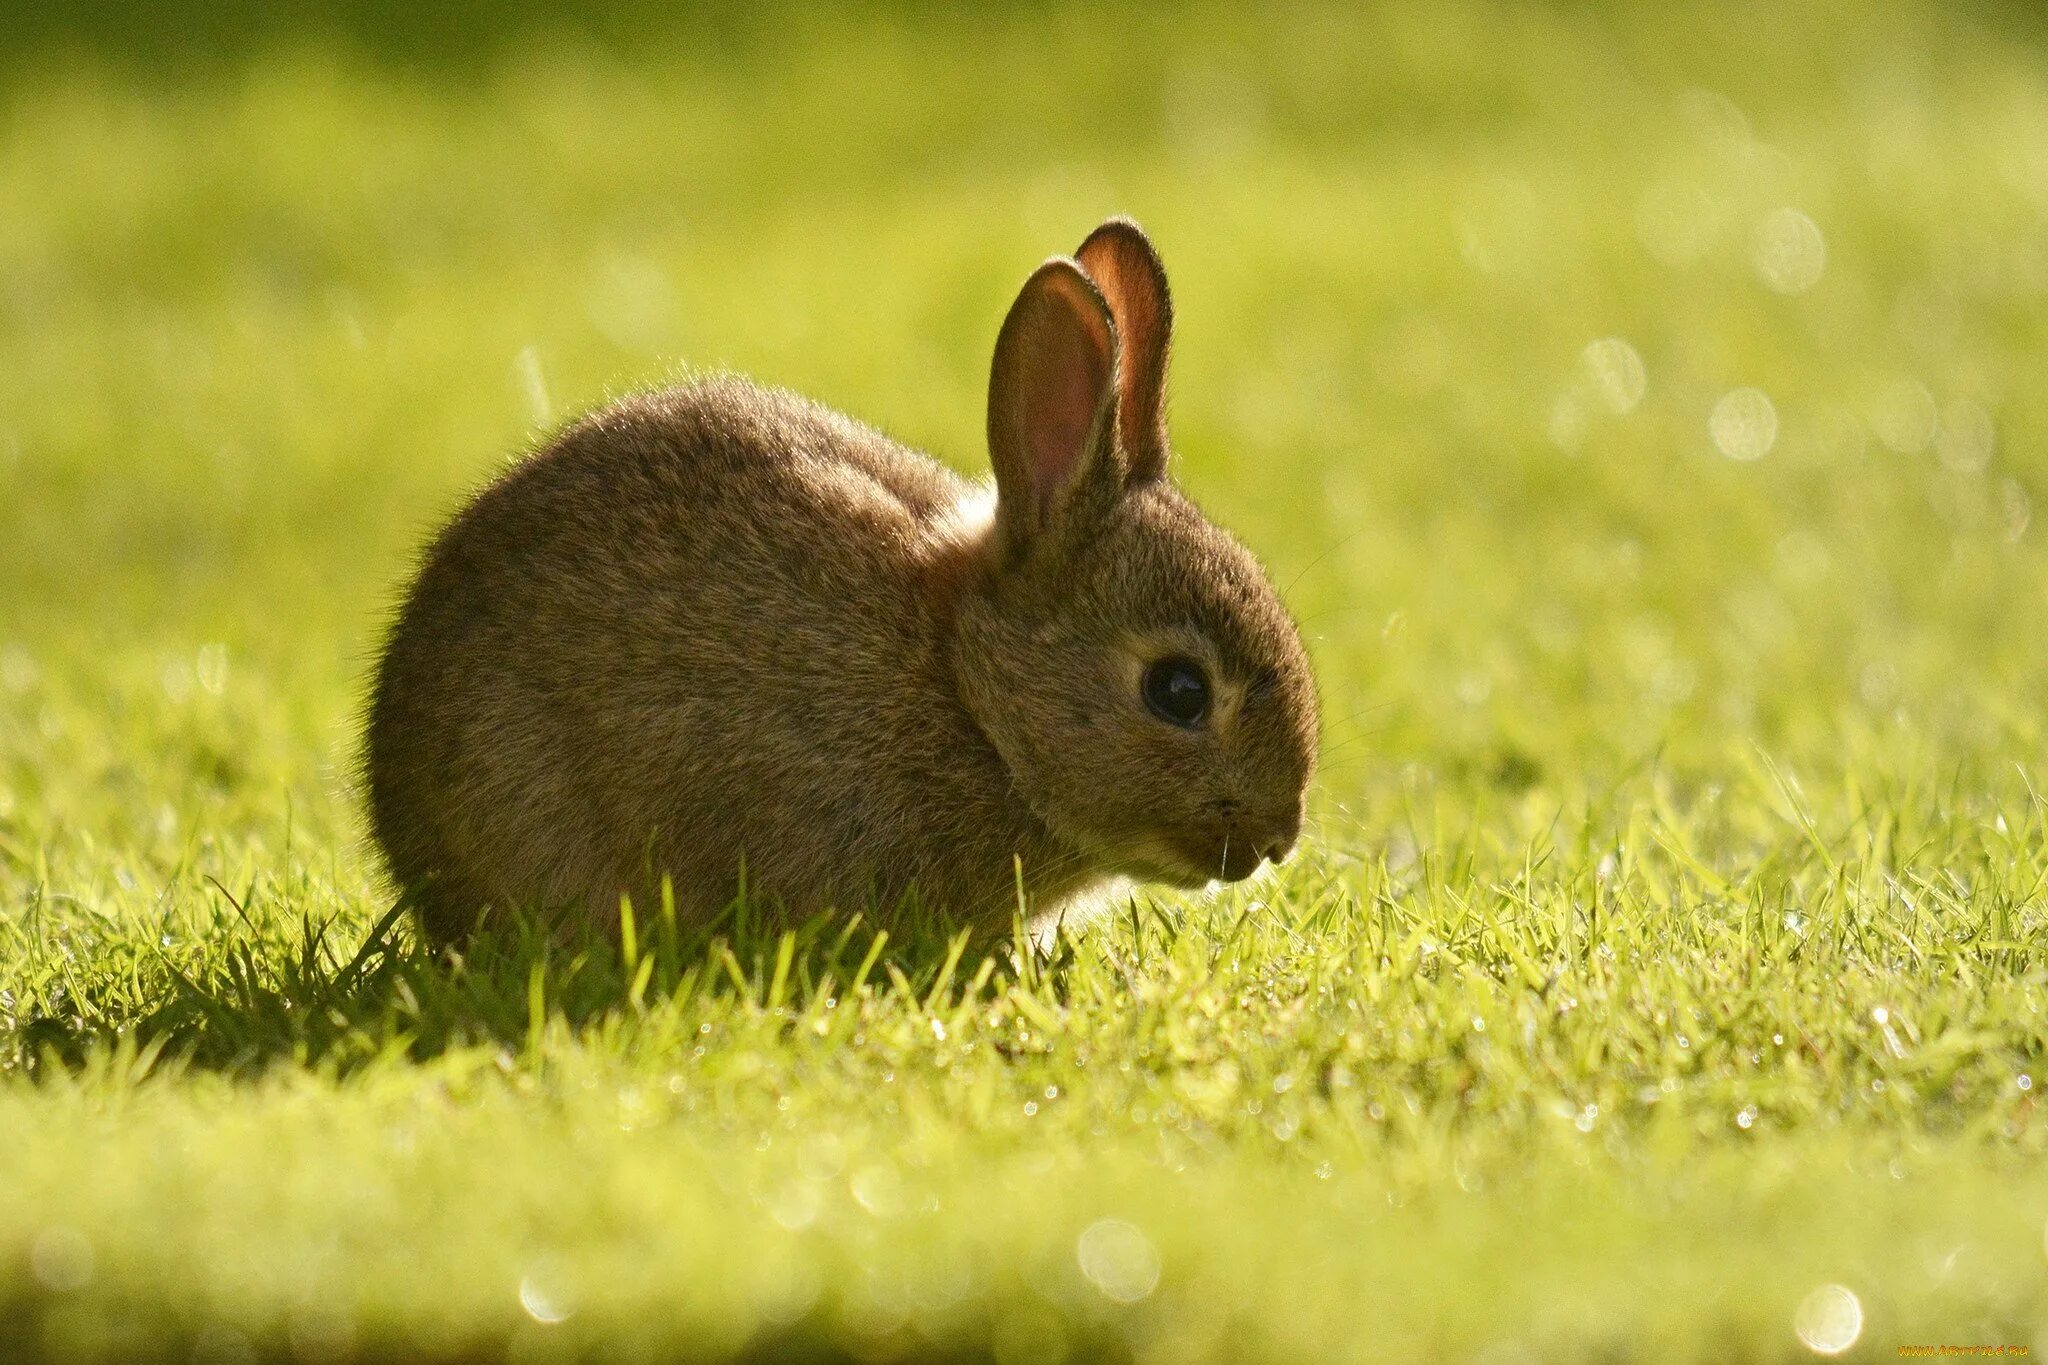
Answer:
top-left (1293, 601), bottom-right (1399, 630)
top-left (1281, 528), bottom-right (1372, 596)
top-left (1319, 730), bottom-right (1393, 759)
top-left (1316, 700), bottom-right (1400, 729)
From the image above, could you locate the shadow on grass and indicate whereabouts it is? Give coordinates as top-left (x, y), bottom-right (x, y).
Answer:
top-left (26, 886), bottom-right (1072, 1079)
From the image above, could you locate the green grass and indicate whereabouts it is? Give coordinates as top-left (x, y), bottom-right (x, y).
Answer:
top-left (5, 0), bottom-right (2048, 1357)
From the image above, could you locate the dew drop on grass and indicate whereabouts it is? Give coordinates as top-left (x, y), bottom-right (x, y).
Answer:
top-left (1711, 388), bottom-right (1777, 461)
top-left (1735, 1106), bottom-right (1758, 1130)
top-left (1792, 1283), bottom-right (1862, 1355)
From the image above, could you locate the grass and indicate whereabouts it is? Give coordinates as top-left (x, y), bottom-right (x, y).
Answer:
top-left (4, 0), bottom-right (2048, 1357)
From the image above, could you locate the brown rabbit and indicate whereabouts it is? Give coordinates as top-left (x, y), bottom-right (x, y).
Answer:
top-left (365, 219), bottom-right (1317, 944)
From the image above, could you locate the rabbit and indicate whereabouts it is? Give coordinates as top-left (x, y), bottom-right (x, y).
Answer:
top-left (364, 218), bottom-right (1318, 945)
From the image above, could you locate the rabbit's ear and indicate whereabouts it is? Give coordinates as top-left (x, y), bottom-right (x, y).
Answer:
top-left (1076, 217), bottom-right (1172, 483)
top-left (987, 257), bottom-right (1122, 556)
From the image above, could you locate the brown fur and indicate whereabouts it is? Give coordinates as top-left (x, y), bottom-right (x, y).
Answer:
top-left (364, 220), bottom-right (1317, 943)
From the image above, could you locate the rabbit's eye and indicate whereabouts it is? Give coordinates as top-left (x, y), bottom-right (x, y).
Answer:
top-left (1142, 656), bottom-right (1211, 728)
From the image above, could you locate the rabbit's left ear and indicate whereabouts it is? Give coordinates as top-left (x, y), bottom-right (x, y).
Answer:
top-left (986, 257), bottom-right (1122, 559)
top-left (1076, 217), bottom-right (1173, 483)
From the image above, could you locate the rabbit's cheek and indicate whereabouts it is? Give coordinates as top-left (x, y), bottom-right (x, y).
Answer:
top-left (1096, 830), bottom-right (1196, 887)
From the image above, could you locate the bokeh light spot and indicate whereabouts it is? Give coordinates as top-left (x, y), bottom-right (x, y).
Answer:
top-left (30, 1226), bottom-right (95, 1292)
top-left (1581, 338), bottom-right (1647, 414)
top-left (1753, 208), bottom-right (1827, 294)
top-left (1636, 179), bottom-right (1722, 265)
top-left (519, 1273), bottom-right (572, 1325)
top-left (1868, 379), bottom-right (1937, 454)
top-left (1710, 388), bottom-right (1777, 461)
top-left (1076, 1219), bottom-right (1161, 1304)
top-left (1792, 1284), bottom-right (1862, 1355)
top-left (1935, 399), bottom-right (1994, 472)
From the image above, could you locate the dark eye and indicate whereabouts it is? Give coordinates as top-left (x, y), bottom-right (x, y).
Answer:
top-left (1142, 656), bottom-right (1211, 728)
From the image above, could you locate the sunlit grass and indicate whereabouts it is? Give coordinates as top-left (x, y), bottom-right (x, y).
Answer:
top-left (4, 0), bottom-right (2048, 1358)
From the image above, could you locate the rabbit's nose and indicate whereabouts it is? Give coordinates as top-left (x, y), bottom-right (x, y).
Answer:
top-left (1260, 833), bottom-right (1297, 866)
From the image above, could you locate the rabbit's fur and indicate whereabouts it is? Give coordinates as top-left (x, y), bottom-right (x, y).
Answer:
top-left (366, 220), bottom-right (1317, 944)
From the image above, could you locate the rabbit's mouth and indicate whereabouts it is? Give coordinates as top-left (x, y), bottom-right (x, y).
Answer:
top-left (1192, 834), bottom-right (1266, 884)
top-left (1117, 830), bottom-right (1266, 887)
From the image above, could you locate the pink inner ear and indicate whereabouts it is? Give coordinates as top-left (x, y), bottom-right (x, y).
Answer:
top-left (1032, 321), bottom-right (1114, 511)
top-left (1021, 280), bottom-right (1114, 515)
top-left (987, 258), bottom-right (1119, 542)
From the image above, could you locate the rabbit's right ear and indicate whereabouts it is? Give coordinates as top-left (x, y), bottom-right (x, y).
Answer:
top-left (986, 258), bottom-right (1121, 561)
top-left (1076, 218), bottom-right (1172, 483)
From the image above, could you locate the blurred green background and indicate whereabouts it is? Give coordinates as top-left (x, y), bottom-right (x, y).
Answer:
top-left (5, 1), bottom-right (2048, 1359)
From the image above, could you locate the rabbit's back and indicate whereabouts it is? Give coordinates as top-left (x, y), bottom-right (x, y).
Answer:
top-left (367, 376), bottom-right (1056, 939)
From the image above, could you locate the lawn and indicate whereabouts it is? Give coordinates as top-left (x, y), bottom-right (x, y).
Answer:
top-left (5, 0), bottom-right (2048, 1358)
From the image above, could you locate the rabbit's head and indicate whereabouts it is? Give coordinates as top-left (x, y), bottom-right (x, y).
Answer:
top-left (954, 220), bottom-right (1318, 889)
